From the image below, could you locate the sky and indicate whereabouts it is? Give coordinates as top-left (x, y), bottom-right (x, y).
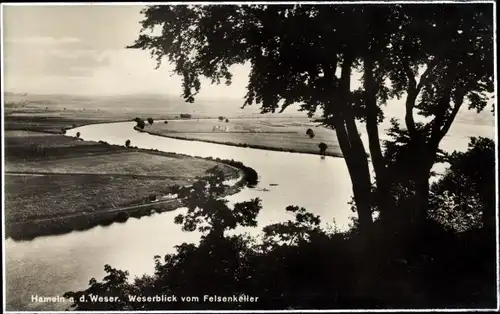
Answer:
top-left (2, 4), bottom-right (251, 99)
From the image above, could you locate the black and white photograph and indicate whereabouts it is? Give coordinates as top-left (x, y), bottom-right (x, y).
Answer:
top-left (1, 1), bottom-right (498, 312)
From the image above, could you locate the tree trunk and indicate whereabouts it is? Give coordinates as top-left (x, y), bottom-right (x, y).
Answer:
top-left (413, 171), bottom-right (430, 224)
top-left (350, 160), bottom-right (375, 230)
top-left (363, 55), bottom-right (395, 222)
top-left (336, 53), bottom-right (374, 232)
top-left (333, 119), bottom-right (374, 232)
top-left (411, 143), bottom-right (435, 225)
top-left (321, 53), bottom-right (374, 234)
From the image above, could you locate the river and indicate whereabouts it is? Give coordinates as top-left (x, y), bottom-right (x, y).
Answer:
top-left (4, 117), bottom-right (494, 311)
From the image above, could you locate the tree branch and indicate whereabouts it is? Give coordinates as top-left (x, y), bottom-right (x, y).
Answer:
top-left (402, 58), bottom-right (419, 139)
top-left (416, 58), bottom-right (438, 91)
top-left (320, 60), bottom-right (355, 165)
top-left (402, 58), bottom-right (438, 140)
top-left (430, 64), bottom-right (459, 148)
top-left (364, 56), bottom-right (385, 172)
top-left (439, 96), bottom-right (464, 144)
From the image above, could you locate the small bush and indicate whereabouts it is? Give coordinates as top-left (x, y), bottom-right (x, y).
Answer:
top-left (318, 142), bottom-right (328, 156)
top-left (115, 212), bottom-right (129, 223)
top-left (136, 120), bottom-right (146, 129)
top-left (306, 128), bottom-right (315, 139)
top-left (212, 158), bottom-right (259, 187)
top-left (125, 139), bottom-right (131, 147)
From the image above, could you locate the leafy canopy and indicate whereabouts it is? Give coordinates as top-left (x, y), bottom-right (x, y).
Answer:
top-left (128, 4), bottom-right (493, 123)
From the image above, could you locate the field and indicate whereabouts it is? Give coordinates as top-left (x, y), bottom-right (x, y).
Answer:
top-left (3, 129), bottom-right (238, 234)
top-left (6, 147), bottom-right (223, 177)
top-left (3, 92), bottom-right (287, 122)
top-left (2, 92), bottom-right (324, 238)
top-left (143, 118), bottom-right (343, 157)
top-left (3, 92), bottom-right (208, 135)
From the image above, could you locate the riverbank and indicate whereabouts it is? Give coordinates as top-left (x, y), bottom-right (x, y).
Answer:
top-left (135, 118), bottom-right (344, 158)
top-left (4, 114), bottom-right (130, 135)
top-left (6, 166), bottom-right (246, 241)
top-left (5, 143), bottom-right (251, 241)
top-left (4, 124), bottom-right (256, 241)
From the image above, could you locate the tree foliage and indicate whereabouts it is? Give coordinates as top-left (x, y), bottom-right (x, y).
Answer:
top-left (128, 3), bottom-right (494, 230)
top-left (429, 137), bottom-right (495, 232)
top-left (136, 119), bottom-right (146, 129)
top-left (63, 162), bottom-right (496, 310)
top-left (174, 166), bottom-right (261, 237)
top-left (318, 142), bottom-right (328, 156)
top-left (306, 128), bottom-right (315, 139)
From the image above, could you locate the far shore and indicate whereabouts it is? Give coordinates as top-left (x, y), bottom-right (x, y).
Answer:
top-left (136, 127), bottom-right (344, 158)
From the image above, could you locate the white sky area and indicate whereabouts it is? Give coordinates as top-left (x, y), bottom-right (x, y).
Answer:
top-left (2, 5), bottom-right (251, 99)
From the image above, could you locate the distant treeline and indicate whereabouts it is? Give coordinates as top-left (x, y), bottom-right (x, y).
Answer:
top-left (204, 157), bottom-right (259, 187)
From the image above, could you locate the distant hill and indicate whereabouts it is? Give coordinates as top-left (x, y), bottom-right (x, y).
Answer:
top-left (7, 91), bottom-right (490, 124)
top-left (2, 92), bottom-right (310, 119)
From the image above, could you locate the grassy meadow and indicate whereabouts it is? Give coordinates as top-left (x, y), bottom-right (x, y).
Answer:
top-left (3, 92), bottom-right (203, 135)
top-left (5, 92), bottom-right (339, 157)
top-left (143, 118), bottom-right (342, 157)
top-left (3, 93), bottom-right (243, 240)
top-left (4, 130), bottom-right (237, 224)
